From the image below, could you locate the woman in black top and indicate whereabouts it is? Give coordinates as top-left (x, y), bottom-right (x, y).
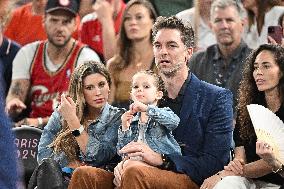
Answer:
top-left (201, 44), bottom-right (284, 189)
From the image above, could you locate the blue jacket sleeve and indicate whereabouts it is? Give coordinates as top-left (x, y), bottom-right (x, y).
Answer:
top-left (147, 105), bottom-right (180, 131)
top-left (169, 90), bottom-right (233, 186)
top-left (37, 111), bottom-right (62, 164)
top-left (0, 112), bottom-right (18, 189)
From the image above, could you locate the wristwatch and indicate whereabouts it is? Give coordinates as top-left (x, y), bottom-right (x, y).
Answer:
top-left (71, 125), bottom-right (84, 137)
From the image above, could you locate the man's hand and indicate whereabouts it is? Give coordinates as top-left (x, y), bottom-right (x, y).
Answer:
top-left (118, 141), bottom-right (163, 167)
top-left (6, 79), bottom-right (30, 116)
top-left (113, 160), bottom-right (125, 188)
top-left (5, 98), bottom-right (26, 115)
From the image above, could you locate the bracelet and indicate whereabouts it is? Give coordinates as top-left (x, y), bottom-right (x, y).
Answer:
top-left (216, 172), bottom-right (223, 180)
top-left (272, 164), bottom-right (284, 173)
top-left (37, 117), bottom-right (43, 126)
top-left (158, 154), bottom-right (171, 170)
top-left (119, 125), bottom-right (130, 133)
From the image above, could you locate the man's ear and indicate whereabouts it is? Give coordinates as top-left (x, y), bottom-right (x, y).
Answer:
top-left (187, 47), bottom-right (193, 56)
top-left (156, 91), bottom-right (163, 100)
top-left (186, 47), bottom-right (193, 61)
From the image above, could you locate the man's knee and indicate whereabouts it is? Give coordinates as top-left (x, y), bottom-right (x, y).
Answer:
top-left (123, 165), bottom-right (146, 180)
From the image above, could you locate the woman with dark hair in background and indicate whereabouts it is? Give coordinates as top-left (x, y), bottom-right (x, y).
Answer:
top-left (107, 0), bottom-right (157, 109)
top-left (201, 44), bottom-right (284, 189)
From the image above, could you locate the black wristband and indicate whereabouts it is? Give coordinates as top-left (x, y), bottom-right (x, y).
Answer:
top-left (158, 154), bottom-right (173, 170)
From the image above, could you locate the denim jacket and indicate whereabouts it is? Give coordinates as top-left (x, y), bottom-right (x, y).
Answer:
top-left (117, 105), bottom-right (181, 155)
top-left (38, 103), bottom-right (125, 168)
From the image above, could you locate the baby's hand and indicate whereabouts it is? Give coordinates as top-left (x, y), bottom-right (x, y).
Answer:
top-left (121, 111), bottom-right (134, 131)
top-left (129, 95), bottom-right (148, 114)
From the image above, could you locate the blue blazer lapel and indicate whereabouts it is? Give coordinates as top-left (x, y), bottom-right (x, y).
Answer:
top-left (179, 73), bottom-right (201, 127)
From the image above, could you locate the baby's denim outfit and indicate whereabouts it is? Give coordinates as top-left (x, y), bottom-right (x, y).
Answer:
top-left (117, 105), bottom-right (181, 156)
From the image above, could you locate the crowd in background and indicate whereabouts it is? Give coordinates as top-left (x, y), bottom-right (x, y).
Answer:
top-left (1, 0), bottom-right (284, 189)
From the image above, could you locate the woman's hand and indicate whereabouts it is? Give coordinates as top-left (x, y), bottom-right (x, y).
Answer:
top-left (268, 36), bottom-right (284, 47)
top-left (200, 170), bottom-right (236, 189)
top-left (200, 173), bottom-right (223, 189)
top-left (58, 94), bottom-right (79, 130)
top-left (256, 141), bottom-right (276, 164)
top-left (224, 158), bottom-right (245, 175)
top-left (121, 111), bottom-right (134, 131)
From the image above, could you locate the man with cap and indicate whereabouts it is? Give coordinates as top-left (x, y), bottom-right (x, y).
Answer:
top-left (5, 0), bottom-right (101, 128)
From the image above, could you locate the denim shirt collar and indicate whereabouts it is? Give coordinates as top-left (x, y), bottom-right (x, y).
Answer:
top-left (94, 103), bottom-right (112, 124)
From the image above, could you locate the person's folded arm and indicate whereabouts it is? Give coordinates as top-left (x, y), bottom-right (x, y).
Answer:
top-left (243, 159), bottom-right (272, 178)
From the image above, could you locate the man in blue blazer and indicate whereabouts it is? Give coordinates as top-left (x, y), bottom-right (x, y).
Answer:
top-left (115, 16), bottom-right (234, 189)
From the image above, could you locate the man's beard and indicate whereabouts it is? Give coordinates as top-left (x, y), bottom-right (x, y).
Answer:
top-left (159, 62), bottom-right (183, 78)
top-left (48, 34), bottom-right (71, 48)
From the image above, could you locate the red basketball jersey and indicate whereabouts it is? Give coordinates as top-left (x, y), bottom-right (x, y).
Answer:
top-left (29, 40), bottom-right (85, 118)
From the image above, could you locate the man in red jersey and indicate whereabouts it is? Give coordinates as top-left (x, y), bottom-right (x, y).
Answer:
top-left (5, 0), bottom-right (101, 128)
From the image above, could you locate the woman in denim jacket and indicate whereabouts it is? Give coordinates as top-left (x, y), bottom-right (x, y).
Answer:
top-left (35, 61), bottom-right (124, 185)
top-left (117, 70), bottom-right (181, 166)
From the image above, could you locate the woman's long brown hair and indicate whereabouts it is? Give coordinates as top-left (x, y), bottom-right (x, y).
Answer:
top-left (49, 61), bottom-right (111, 162)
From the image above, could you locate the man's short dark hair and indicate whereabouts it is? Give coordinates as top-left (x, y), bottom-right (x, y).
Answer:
top-left (152, 16), bottom-right (195, 48)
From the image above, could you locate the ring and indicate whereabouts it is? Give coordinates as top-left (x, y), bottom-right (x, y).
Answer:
top-left (264, 144), bottom-right (270, 148)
